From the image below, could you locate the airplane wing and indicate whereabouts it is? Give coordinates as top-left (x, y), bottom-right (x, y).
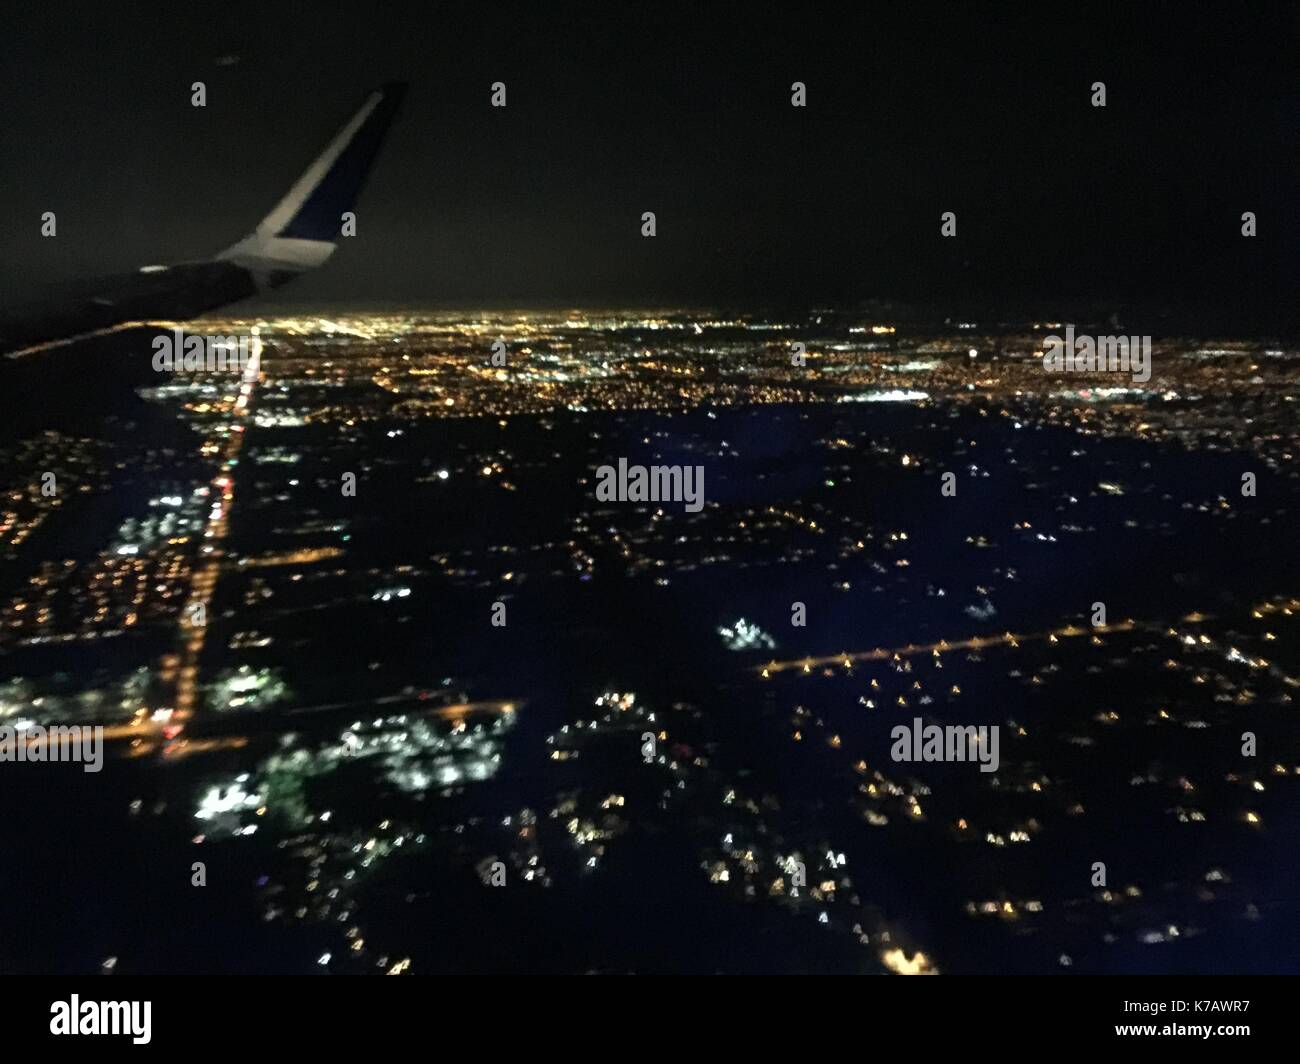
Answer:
top-left (0, 81), bottom-right (407, 357)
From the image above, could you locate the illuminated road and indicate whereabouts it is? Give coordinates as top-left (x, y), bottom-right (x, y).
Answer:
top-left (757, 621), bottom-right (1139, 676)
top-left (122, 327), bottom-right (265, 755)
top-left (757, 608), bottom-right (1299, 691)
top-left (171, 329), bottom-right (262, 731)
top-left (103, 697), bottom-right (520, 759)
top-left (285, 696), bottom-right (518, 720)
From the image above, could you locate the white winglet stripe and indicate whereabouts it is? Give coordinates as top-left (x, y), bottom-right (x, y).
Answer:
top-left (251, 90), bottom-right (383, 238)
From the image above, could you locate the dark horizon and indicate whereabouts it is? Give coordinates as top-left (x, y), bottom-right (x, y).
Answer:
top-left (3, 2), bottom-right (1297, 320)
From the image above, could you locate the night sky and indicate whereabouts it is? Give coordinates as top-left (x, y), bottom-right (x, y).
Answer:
top-left (3, 2), bottom-right (1297, 316)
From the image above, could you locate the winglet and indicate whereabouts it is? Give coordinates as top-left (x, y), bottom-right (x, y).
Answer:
top-left (218, 82), bottom-right (406, 282)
